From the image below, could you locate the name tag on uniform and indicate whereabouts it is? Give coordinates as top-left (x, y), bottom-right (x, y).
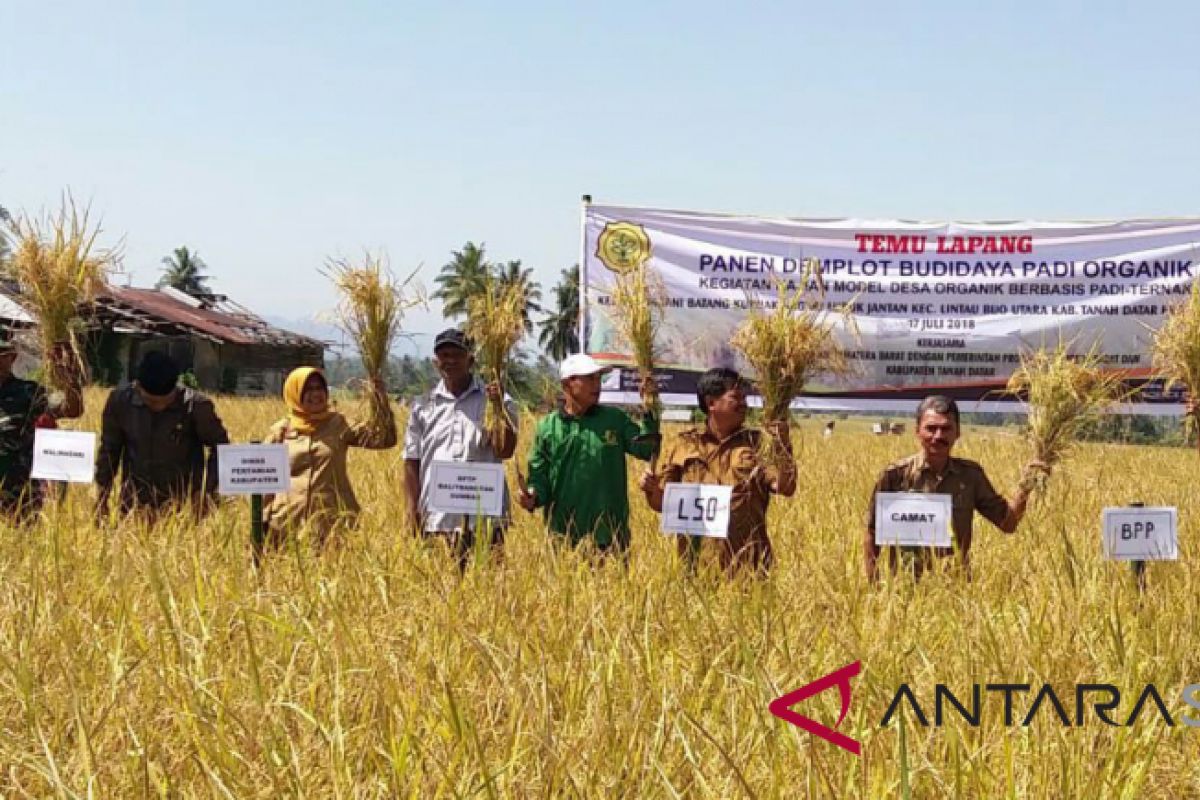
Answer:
top-left (31, 429), bottom-right (96, 483)
top-left (661, 483), bottom-right (732, 538)
top-left (428, 461), bottom-right (506, 517)
top-left (875, 492), bottom-right (952, 547)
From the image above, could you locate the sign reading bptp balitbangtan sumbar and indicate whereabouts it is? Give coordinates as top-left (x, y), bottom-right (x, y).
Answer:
top-left (661, 483), bottom-right (732, 538)
top-left (1102, 507), bottom-right (1178, 561)
top-left (31, 429), bottom-right (96, 483)
top-left (428, 461), bottom-right (506, 517)
top-left (875, 492), bottom-right (953, 547)
top-left (217, 444), bottom-right (290, 495)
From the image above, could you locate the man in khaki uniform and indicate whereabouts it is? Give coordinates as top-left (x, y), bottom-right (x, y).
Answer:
top-left (640, 367), bottom-right (795, 573)
top-left (864, 395), bottom-right (1045, 581)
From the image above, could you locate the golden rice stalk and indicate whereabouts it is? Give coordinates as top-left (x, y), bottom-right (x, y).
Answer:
top-left (1006, 339), bottom-right (1125, 492)
top-left (605, 263), bottom-right (667, 418)
top-left (324, 253), bottom-right (423, 424)
top-left (731, 259), bottom-right (855, 422)
top-left (464, 273), bottom-right (525, 448)
top-left (1151, 281), bottom-right (1200, 436)
top-left (7, 194), bottom-right (117, 390)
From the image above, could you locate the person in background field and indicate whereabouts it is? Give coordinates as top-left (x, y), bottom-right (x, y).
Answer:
top-left (0, 332), bottom-right (84, 520)
top-left (640, 367), bottom-right (796, 574)
top-left (517, 354), bottom-right (658, 554)
top-left (864, 394), bottom-right (1046, 582)
top-left (404, 329), bottom-right (517, 564)
top-left (95, 351), bottom-right (230, 519)
top-left (263, 366), bottom-right (396, 547)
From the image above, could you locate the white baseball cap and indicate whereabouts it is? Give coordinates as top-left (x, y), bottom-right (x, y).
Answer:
top-left (559, 353), bottom-right (612, 380)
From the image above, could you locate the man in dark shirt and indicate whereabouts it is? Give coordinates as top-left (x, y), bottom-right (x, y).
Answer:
top-left (96, 352), bottom-right (230, 517)
top-left (0, 334), bottom-right (83, 519)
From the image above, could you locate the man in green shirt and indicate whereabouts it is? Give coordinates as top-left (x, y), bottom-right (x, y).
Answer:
top-left (517, 354), bottom-right (658, 551)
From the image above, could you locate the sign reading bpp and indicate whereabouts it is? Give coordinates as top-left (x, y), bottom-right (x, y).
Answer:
top-left (1102, 507), bottom-right (1178, 561)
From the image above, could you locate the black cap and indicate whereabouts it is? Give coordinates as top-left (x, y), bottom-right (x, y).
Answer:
top-left (136, 351), bottom-right (180, 396)
top-left (433, 328), bottom-right (472, 353)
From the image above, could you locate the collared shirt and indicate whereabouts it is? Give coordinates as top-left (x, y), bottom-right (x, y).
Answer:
top-left (526, 404), bottom-right (658, 548)
top-left (264, 408), bottom-right (397, 535)
top-left (865, 453), bottom-right (1010, 565)
top-left (404, 377), bottom-right (518, 532)
top-left (656, 425), bottom-right (793, 569)
top-left (96, 385), bottom-right (230, 512)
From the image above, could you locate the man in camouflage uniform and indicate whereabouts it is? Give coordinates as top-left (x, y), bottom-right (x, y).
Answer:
top-left (0, 334), bottom-right (83, 520)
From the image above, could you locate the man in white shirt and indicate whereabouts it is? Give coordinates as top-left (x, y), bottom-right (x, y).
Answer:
top-left (403, 328), bottom-right (518, 565)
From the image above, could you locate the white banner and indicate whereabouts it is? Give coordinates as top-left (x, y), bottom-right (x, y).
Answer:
top-left (582, 203), bottom-right (1200, 413)
top-left (31, 429), bottom-right (95, 484)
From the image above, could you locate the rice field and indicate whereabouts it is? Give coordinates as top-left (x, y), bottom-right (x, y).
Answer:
top-left (2, 388), bottom-right (1200, 797)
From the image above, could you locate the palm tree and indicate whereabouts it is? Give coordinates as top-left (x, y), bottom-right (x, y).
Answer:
top-left (157, 246), bottom-right (212, 295)
top-left (494, 259), bottom-right (542, 334)
top-left (538, 265), bottom-right (580, 361)
top-left (434, 241), bottom-right (490, 320)
top-left (0, 205), bottom-right (11, 268)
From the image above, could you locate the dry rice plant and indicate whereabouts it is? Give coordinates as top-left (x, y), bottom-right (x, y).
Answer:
top-left (1151, 281), bottom-right (1200, 435)
top-left (324, 253), bottom-right (423, 423)
top-left (464, 273), bottom-right (525, 448)
top-left (732, 261), bottom-right (854, 464)
top-left (7, 194), bottom-right (116, 389)
top-left (1006, 338), bottom-right (1126, 492)
top-left (604, 263), bottom-right (667, 419)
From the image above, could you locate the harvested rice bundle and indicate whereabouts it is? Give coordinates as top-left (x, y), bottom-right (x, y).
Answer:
top-left (325, 253), bottom-right (423, 424)
top-left (7, 195), bottom-right (115, 390)
top-left (1151, 281), bottom-right (1200, 437)
top-left (464, 273), bottom-right (525, 449)
top-left (1006, 339), bottom-right (1125, 492)
top-left (731, 261), bottom-right (855, 466)
top-left (605, 262), bottom-right (667, 419)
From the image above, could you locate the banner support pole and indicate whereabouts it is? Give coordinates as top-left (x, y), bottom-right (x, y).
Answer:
top-left (578, 194), bottom-right (591, 355)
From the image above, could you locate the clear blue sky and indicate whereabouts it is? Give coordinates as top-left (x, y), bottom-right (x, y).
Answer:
top-left (3, 1), bottom-right (1197, 349)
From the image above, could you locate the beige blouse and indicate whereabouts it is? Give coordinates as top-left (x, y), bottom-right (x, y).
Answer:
top-left (263, 408), bottom-right (397, 536)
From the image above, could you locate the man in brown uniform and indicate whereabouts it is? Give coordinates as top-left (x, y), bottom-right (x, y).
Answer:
top-left (865, 395), bottom-right (1045, 581)
top-left (640, 367), bottom-right (796, 573)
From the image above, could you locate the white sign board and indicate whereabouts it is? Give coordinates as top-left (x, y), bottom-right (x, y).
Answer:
top-left (875, 492), bottom-right (953, 547)
top-left (31, 429), bottom-right (95, 483)
top-left (428, 461), bottom-right (506, 517)
top-left (1102, 507), bottom-right (1178, 561)
top-left (217, 444), bottom-right (291, 495)
top-left (661, 483), bottom-right (732, 538)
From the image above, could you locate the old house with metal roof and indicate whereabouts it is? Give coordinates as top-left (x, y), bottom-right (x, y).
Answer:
top-left (84, 286), bottom-right (325, 395)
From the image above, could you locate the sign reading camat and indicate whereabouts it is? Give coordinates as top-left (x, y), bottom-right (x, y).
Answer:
top-left (31, 429), bottom-right (96, 483)
top-left (661, 483), bottom-right (732, 538)
top-left (428, 461), bottom-right (505, 517)
top-left (1102, 507), bottom-right (1178, 561)
top-left (217, 444), bottom-right (290, 495)
top-left (875, 492), bottom-right (952, 547)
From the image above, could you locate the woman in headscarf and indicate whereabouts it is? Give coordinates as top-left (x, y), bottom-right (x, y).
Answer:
top-left (263, 367), bottom-right (396, 545)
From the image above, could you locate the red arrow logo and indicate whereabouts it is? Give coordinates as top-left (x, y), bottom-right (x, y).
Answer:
top-left (769, 661), bottom-right (861, 755)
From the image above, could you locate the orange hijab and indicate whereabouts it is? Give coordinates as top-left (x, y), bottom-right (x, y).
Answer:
top-left (283, 367), bottom-right (335, 435)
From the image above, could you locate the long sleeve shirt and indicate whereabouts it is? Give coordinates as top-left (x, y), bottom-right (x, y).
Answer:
top-left (526, 404), bottom-right (657, 548)
top-left (263, 406), bottom-right (397, 535)
top-left (95, 386), bottom-right (230, 512)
